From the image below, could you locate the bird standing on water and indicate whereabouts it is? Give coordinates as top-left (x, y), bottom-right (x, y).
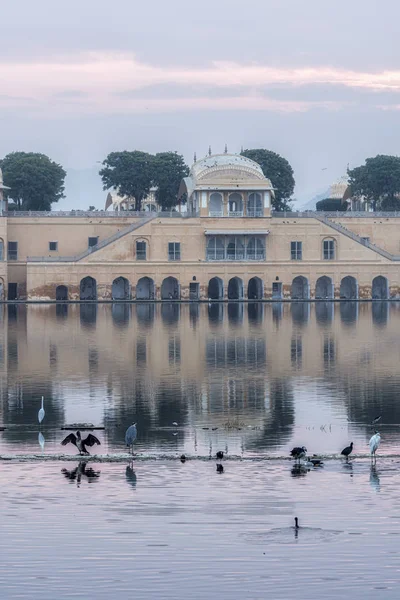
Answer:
top-left (38, 397), bottom-right (45, 425)
top-left (290, 446), bottom-right (307, 463)
top-left (125, 423), bottom-right (137, 455)
top-left (369, 432), bottom-right (381, 461)
top-left (341, 442), bottom-right (353, 460)
top-left (61, 431), bottom-right (101, 455)
top-left (216, 450), bottom-right (224, 460)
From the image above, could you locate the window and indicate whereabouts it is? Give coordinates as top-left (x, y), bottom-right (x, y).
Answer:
top-left (247, 237), bottom-right (265, 260)
top-left (226, 237), bottom-right (245, 260)
top-left (0, 240), bottom-right (4, 261)
top-left (206, 237), bottom-right (224, 260)
top-left (8, 241), bottom-right (18, 261)
top-left (168, 242), bottom-right (181, 261)
top-left (49, 241), bottom-right (58, 251)
top-left (323, 239), bottom-right (335, 260)
top-left (291, 241), bottom-right (302, 260)
top-left (88, 236), bottom-right (98, 248)
top-left (136, 240), bottom-right (147, 260)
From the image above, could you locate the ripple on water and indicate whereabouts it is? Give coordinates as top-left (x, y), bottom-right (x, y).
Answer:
top-left (243, 526), bottom-right (344, 545)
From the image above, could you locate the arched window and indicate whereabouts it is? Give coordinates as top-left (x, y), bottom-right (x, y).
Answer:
top-left (0, 239), bottom-right (4, 261)
top-left (209, 192), bottom-right (223, 217)
top-left (227, 237), bottom-right (245, 260)
top-left (247, 193), bottom-right (263, 217)
top-left (228, 193), bottom-right (243, 216)
top-left (323, 238), bottom-right (336, 260)
top-left (247, 237), bottom-right (265, 260)
top-left (206, 237), bottom-right (225, 260)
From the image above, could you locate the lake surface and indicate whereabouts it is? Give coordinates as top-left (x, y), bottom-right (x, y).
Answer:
top-left (1, 302), bottom-right (400, 599)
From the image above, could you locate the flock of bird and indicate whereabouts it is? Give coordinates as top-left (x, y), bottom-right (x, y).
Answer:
top-left (37, 398), bottom-right (384, 462)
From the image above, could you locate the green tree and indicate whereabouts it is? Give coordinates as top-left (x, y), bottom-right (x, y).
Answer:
top-left (348, 155), bottom-right (400, 211)
top-left (99, 151), bottom-right (154, 211)
top-left (241, 148), bottom-right (295, 211)
top-left (153, 152), bottom-right (189, 210)
top-left (0, 152), bottom-right (66, 211)
top-left (316, 198), bottom-right (347, 211)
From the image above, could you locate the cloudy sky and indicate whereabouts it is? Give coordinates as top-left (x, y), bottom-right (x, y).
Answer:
top-left (1, 0), bottom-right (400, 208)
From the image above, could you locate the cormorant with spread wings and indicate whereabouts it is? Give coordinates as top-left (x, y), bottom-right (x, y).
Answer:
top-left (61, 430), bottom-right (101, 455)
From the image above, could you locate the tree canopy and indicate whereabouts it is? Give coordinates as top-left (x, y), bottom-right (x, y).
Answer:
top-left (240, 148), bottom-right (295, 211)
top-left (99, 150), bottom-right (189, 211)
top-left (316, 198), bottom-right (347, 211)
top-left (0, 152), bottom-right (66, 211)
top-left (348, 155), bottom-right (400, 211)
top-left (153, 152), bottom-right (189, 210)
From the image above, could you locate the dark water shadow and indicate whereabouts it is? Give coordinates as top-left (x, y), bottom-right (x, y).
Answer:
top-left (315, 302), bottom-right (334, 326)
top-left (227, 302), bottom-right (243, 326)
top-left (111, 303), bottom-right (131, 327)
top-left (136, 303), bottom-right (155, 328)
top-left (61, 462), bottom-right (101, 487)
top-left (372, 302), bottom-right (389, 327)
top-left (248, 302), bottom-right (263, 325)
top-left (208, 303), bottom-right (224, 326)
top-left (80, 303), bottom-right (97, 328)
top-left (161, 303), bottom-right (180, 326)
top-left (56, 303), bottom-right (68, 319)
top-left (291, 302), bottom-right (310, 327)
top-left (340, 302), bottom-right (358, 326)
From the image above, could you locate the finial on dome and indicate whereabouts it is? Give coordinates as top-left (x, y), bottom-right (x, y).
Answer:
top-left (193, 151), bottom-right (197, 163)
top-left (224, 143), bottom-right (228, 154)
top-left (208, 145), bottom-right (212, 157)
top-left (240, 145), bottom-right (244, 154)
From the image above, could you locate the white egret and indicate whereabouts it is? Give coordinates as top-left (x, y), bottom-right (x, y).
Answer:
top-left (61, 431), bottom-right (101, 455)
top-left (369, 432), bottom-right (381, 461)
top-left (125, 423), bottom-right (137, 455)
top-left (38, 396), bottom-right (45, 425)
top-left (38, 432), bottom-right (45, 450)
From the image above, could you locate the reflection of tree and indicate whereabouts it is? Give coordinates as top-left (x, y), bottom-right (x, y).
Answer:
top-left (246, 378), bottom-right (295, 450)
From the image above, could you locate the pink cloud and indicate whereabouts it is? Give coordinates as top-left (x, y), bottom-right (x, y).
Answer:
top-left (0, 52), bottom-right (398, 115)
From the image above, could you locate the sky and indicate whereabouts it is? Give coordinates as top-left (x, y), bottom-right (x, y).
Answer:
top-left (1, 0), bottom-right (400, 209)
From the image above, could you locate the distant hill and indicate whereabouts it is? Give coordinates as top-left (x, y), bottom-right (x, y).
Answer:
top-left (298, 189), bottom-right (329, 211)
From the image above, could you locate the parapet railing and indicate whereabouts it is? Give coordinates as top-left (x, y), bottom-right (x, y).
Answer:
top-left (272, 211), bottom-right (400, 218)
top-left (5, 210), bottom-right (199, 218)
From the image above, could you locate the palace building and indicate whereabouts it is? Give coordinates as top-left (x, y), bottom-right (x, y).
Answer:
top-left (0, 153), bottom-right (400, 302)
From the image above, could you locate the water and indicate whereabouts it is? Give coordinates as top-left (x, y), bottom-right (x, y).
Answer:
top-left (1, 302), bottom-right (400, 598)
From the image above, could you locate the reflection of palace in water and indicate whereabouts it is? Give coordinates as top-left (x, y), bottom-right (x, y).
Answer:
top-left (1, 302), bottom-right (400, 451)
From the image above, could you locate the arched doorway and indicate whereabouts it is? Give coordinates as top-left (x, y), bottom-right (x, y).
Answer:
top-left (315, 276), bottom-right (334, 300)
top-left (80, 276), bottom-right (97, 301)
top-left (136, 277), bottom-right (155, 300)
top-left (247, 193), bottom-right (263, 217)
top-left (247, 277), bottom-right (263, 300)
top-left (56, 285), bottom-right (68, 301)
top-left (208, 277), bottom-right (224, 300)
top-left (228, 277), bottom-right (244, 300)
top-left (161, 276), bottom-right (180, 300)
top-left (112, 277), bottom-right (130, 300)
top-left (228, 193), bottom-right (243, 216)
top-left (372, 276), bottom-right (389, 300)
top-left (291, 276), bottom-right (309, 300)
top-left (209, 192), bottom-right (223, 216)
top-left (340, 276), bottom-right (358, 300)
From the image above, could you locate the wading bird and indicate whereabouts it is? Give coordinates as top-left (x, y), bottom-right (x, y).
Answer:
top-left (290, 446), bottom-right (307, 463)
top-left (294, 517), bottom-right (300, 530)
top-left (125, 423), bottom-right (137, 455)
top-left (341, 442), bottom-right (353, 459)
top-left (38, 397), bottom-right (45, 425)
top-left (61, 431), bottom-right (101, 455)
top-left (369, 432), bottom-right (381, 461)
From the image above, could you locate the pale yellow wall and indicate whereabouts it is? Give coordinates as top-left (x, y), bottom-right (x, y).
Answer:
top-left (330, 217), bottom-right (400, 255)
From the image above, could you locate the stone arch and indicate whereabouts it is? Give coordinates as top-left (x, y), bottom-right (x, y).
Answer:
top-left (247, 277), bottom-right (263, 300)
top-left (56, 285), bottom-right (68, 301)
top-left (112, 276), bottom-right (130, 300)
top-left (315, 276), bottom-right (334, 300)
top-left (161, 276), bottom-right (180, 300)
top-left (136, 277), bottom-right (155, 300)
top-left (291, 276), bottom-right (310, 300)
top-left (228, 277), bottom-right (244, 300)
top-left (228, 192), bottom-right (243, 215)
top-left (209, 192), bottom-right (223, 215)
top-left (340, 276), bottom-right (358, 300)
top-left (372, 276), bottom-right (389, 300)
top-left (80, 276), bottom-right (97, 301)
top-left (247, 192), bottom-right (262, 216)
top-left (208, 277), bottom-right (224, 300)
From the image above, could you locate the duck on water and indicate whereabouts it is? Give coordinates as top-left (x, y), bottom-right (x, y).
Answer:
top-left (61, 431), bottom-right (101, 455)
